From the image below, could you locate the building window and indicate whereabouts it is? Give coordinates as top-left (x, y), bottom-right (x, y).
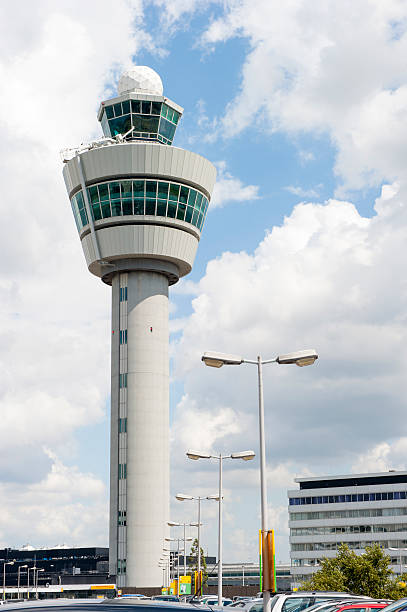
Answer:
top-left (289, 490), bottom-right (407, 506)
top-left (120, 287), bottom-right (128, 302)
top-left (118, 511), bottom-right (127, 526)
top-left (118, 464), bottom-right (127, 479)
top-left (120, 330), bottom-right (127, 344)
top-left (119, 418), bottom-right (127, 433)
top-left (117, 559), bottom-right (126, 574)
top-left (119, 373), bottom-right (127, 388)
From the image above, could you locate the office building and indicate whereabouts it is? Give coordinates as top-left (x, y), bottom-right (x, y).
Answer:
top-left (61, 66), bottom-right (216, 587)
top-left (288, 471), bottom-right (407, 586)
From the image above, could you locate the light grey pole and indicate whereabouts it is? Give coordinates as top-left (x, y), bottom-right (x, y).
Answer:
top-left (197, 497), bottom-right (201, 594)
top-left (2, 563), bottom-right (5, 602)
top-left (27, 568), bottom-right (30, 600)
top-left (218, 454), bottom-right (223, 606)
top-left (242, 565), bottom-right (245, 586)
top-left (17, 567), bottom-right (20, 599)
top-left (184, 524), bottom-right (187, 577)
top-left (177, 540), bottom-right (180, 596)
top-left (257, 355), bottom-right (270, 612)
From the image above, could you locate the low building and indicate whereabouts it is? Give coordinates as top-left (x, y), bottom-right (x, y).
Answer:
top-left (288, 471), bottom-right (407, 587)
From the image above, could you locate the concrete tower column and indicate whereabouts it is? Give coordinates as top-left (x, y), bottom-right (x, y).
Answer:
top-left (111, 270), bottom-right (170, 587)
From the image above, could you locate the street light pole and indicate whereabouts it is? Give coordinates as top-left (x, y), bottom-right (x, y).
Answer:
top-left (18, 565), bottom-right (27, 599)
top-left (201, 348), bottom-right (318, 612)
top-left (3, 561), bottom-right (14, 601)
top-left (186, 449), bottom-right (255, 606)
top-left (218, 454), bottom-right (223, 604)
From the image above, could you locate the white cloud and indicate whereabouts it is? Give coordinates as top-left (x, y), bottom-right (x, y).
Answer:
top-left (284, 185), bottom-right (322, 198)
top-left (210, 161), bottom-right (260, 209)
top-left (0, 450), bottom-right (107, 548)
top-left (196, 0), bottom-right (407, 193)
top-left (0, 0), bottom-right (151, 498)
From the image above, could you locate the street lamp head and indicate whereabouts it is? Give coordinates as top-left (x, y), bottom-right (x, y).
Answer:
top-left (201, 351), bottom-right (243, 368)
top-left (186, 450), bottom-right (211, 460)
top-left (165, 538), bottom-right (175, 542)
top-left (207, 494), bottom-right (221, 501)
top-left (167, 521), bottom-right (180, 527)
top-left (231, 450), bottom-right (255, 461)
top-left (276, 349), bottom-right (318, 367)
top-left (189, 522), bottom-right (202, 527)
top-left (175, 493), bottom-right (193, 501)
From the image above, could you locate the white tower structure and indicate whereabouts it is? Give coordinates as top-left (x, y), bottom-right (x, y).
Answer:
top-left (62, 66), bottom-right (216, 588)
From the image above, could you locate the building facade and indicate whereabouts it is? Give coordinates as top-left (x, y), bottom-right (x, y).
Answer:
top-left (62, 66), bottom-right (216, 588)
top-left (288, 471), bottom-right (407, 587)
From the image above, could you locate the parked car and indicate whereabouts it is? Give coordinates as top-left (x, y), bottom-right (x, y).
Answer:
top-left (268, 592), bottom-right (370, 612)
top-left (152, 595), bottom-right (180, 602)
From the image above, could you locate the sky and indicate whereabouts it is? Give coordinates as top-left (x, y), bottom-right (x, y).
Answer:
top-left (1, 0), bottom-right (407, 567)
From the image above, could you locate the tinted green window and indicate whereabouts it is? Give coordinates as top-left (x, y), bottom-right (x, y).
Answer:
top-left (188, 190), bottom-right (197, 206)
top-left (198, 212), bottom-right (204, 229)
top-left (111, 200), bottom-right (122, 216)
top-left (133, 115), bottom-right (158, 133)
top-left (133, 180), bottom-right (144, 198)
top-left (158, 182), bottom-right (168, 199)
top-left (131, 100), bottom-right (141, 113)
top-left (122, 199), bottom-right (132, 215)
top-left (89, 186), bottom-right (99, 203)
top-left (79, 208), bottom-right (88, 226)
top-left (134, 199), bottom-right (144, 215)
top-left (98, 184), bottom-right (109, 201)
top-left (179, 186), bottom-right (188, 204)
top-left (122, 100), bottom-right (130, 114)
top-left (203, 198), bottom-right (209, 213)
top-left (196, 193), bottom-right (203, 210)
top-left (109, 115), bottom-right (131, 135)
top-left (146, 181), bottom-right (156, 199)
top-left (113, 103), bottom-right (122, 117)
top-left (169, 184), bottom-right (179, 201)
top-left (151, 101), bottom-right (161, 115)
top-left (142, 101), bottom-right (151, 114)
top-left (121, 181), bottom-right (132, 198)
top-left (145, 200), bottom-right (156, 215)
top-left (185, 206), bottom-right (193, 223)
top-left (101, 202), bottom-right (111, 218)
top-left (177, 203), bottom-right (186, 221)
top-left (92, 203), bottom-right (102, 221)
top-left (173, 111), bottom-right (180, 124)
top-left (161, 104), bottom-right (168, 118)
top-left (191, 209), bottom-right (199, 226)
top-left (76, 191), bottom-right (85, 208)
top-left (157, 200), bottom-right (167, 216)
top-left (105, 105), bottom-right (114, 119)
top-left (71, 201), bottom-right (80, 231)
top-left (159, 118), bottom-right (176, 141)
top-left (110, 182), bottom-right (120, 199)
top-left (167, 202), bottom-right (177, 218)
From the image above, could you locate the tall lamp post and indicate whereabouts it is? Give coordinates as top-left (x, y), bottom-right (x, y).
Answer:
top-left (17, 565), bottom-right (27, 599)
top-left (175, 494), bottom-right (211, 594)
top-left (186, 449), bottom-right (255, 606)
top-left (168, 521), bottom-right (193, 577)
top-left (202, 348), bottom-right (318, 612)
top-left (35, 568), bottom-right (44, 600)
top-left (165, 537), bottom-right (193, 595)
top-left (2, 561), bottom-right (14, 601)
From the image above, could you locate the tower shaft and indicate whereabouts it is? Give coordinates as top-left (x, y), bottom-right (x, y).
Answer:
top-left (110, 271), bottom-right (169, 587)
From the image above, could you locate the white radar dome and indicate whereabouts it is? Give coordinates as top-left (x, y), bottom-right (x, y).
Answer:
top-left (118, 66), bottom-right (163, 96)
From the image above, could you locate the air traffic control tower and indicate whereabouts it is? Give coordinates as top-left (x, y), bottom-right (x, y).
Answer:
top-left (62, 66), bottom-right (216, 588)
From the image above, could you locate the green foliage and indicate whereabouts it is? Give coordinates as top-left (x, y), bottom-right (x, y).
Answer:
top-left (299, 543), bottom-right (407, 598)
top-left (188, 538), bottom-right (208, 587)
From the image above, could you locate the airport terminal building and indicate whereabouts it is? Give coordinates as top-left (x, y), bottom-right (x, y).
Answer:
top-left (288, 470), bottom-right (407, 587)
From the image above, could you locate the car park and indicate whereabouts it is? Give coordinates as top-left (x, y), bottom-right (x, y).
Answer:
top-left (268, 593), bottom-right (371, 612)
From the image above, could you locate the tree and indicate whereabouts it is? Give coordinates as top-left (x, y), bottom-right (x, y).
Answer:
top-left (188, 538), bottom-right (208, 587)
top-left (299, 543), bottom-right (407, 598)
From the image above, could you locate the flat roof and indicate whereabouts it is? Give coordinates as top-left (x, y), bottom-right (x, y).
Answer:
top-left (294, 471), bottom-right (407, 490)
